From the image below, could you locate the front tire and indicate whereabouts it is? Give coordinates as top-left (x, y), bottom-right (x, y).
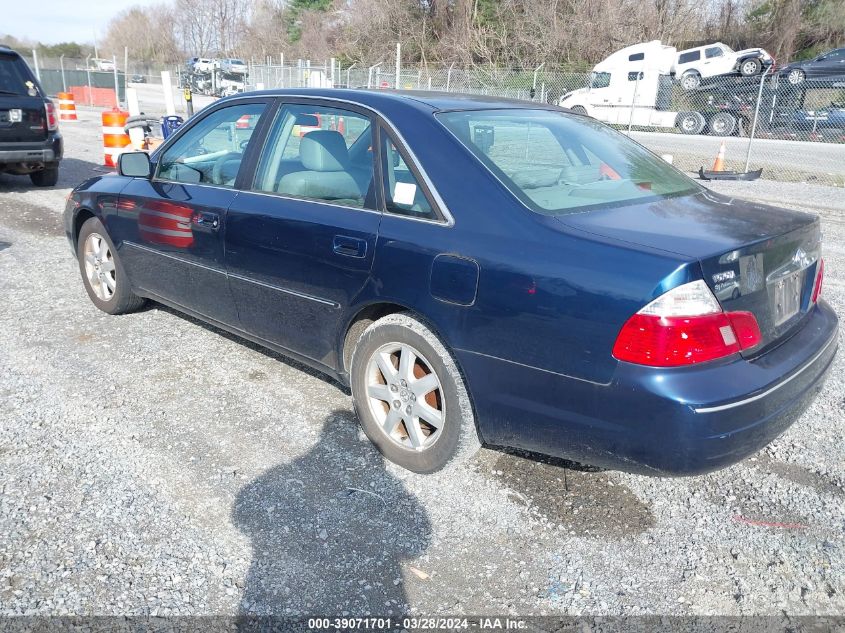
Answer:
top-left (350, 313), bottom-right (481, 473)
top-left (30, 164), bottom-right (59, 187)
top-left (76, 217), bottom-right (145, 315)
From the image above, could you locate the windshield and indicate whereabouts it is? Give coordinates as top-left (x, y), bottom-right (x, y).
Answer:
top-left (437, 109), bottom-right (699, 216)
top-left (0, 53), bottom-right (37, 96)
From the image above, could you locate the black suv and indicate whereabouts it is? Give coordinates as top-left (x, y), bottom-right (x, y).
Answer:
top-left (0, 45), bottom-right (63, 186)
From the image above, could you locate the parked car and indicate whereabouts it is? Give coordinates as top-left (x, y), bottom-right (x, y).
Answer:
top-left (780, 48), bottom-right (845, 85)
top-left (770, 103), bottom-right (845, 137)
top-left (0, 45), bottom-right (63, 186)
top-left (130, 74), bottom-right (146, 84)
top-left (93, 58), bottom-right (116, 72)
top-left (192, 58), bottom-right (215, 74)
top-left (63, 89), bottom-right (837, 475)
top-left (673, 42), bottom-right (774, 89)
top-left (220, 58), bottom-right (248, 75)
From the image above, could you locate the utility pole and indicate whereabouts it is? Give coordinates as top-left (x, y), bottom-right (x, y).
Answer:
top-left (395, 42), bottom-right (401, 89)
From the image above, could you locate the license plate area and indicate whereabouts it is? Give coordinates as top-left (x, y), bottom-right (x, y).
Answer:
top-left (772, 271), bottom-right (802, 326)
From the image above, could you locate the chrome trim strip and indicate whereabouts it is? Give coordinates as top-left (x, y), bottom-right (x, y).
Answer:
top-left (228, 272), bottom-right (339, 308)
top-left (693, 334), bottom-right (837, 414)
top-left (124, 241), bottom-right (226, 275)
top-left (124, 241), bottom-right (340, 308)
top-left (235, 188), bottom-right (383, 217)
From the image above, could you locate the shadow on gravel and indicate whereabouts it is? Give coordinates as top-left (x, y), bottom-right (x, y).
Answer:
top-left (0, 157), bottom-right (105, 191)
top-left (232, 409), bottom-right (430, 619)
top-left (154, 304), bottom-right (347, 392)
top-left (477, 449), bottom-right (655, 538)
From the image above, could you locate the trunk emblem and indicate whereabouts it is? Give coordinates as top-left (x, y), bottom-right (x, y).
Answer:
top-left (8, 109), bottom-right (22, 123)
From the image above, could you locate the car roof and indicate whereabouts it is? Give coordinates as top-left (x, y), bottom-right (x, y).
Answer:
top-left (228, 88), bottom-right (563, 114)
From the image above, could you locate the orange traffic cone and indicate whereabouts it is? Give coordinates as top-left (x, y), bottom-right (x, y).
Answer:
top-left (711, 141), bottom-right (727, 172)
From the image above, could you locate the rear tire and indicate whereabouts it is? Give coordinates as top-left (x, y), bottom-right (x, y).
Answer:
top-left (677, 111), bottom-right (706, 135)
top-left (680, 71), bottom-right (701, 90)
top-left (740, 59), bottom-right (761, 76)
top-left (76, 217), bottom-right (145, 315)
top-left (350, 313), bottom-right (481, 473)
top-left (708, 112), bottom-right (737, 136)
top-left (787, 69), bottom-right (805, 85)
top-left (30, 164), bottom-right (59, 187)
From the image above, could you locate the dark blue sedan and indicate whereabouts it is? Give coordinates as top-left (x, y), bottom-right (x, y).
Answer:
top-left (63, 89), bottom-right (837, 475)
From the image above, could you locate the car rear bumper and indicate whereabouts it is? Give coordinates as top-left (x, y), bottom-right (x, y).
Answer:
top-left (0, 134), bottom-right (63, 165)
top-left (459, 299), bottom-right (838, 476)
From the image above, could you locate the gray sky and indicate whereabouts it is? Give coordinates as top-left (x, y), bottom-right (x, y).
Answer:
top-left (3, 0), bottom-right (163, 45)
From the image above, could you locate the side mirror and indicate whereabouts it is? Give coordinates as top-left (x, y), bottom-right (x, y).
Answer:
top-left (118, 152), bottom-right (152, 178)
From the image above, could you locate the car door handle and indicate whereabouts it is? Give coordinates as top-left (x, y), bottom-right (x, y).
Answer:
top-left (193, 212), bottom-right (220, 230)
top-left (333, 235), bottom-right (367, 258)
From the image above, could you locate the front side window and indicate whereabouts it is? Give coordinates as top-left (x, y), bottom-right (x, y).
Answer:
top-left (253, 104), bottom-right (375, 209)
top-left (590, 72), bottom-right (611, 88)
top-left (705, 47), bottom-right (724, 59)
top-left (157, 102), bottom-right (266, 186)
top-left (438, 109), bottom-right (699, 216)
top-left (380, 129), bottom-right (437, 220)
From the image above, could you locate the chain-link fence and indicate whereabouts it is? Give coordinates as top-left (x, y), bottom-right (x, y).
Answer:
top-left (232, 58), bottom-right (845, 185)
top-left (22, 50), bottom-right (845, 185)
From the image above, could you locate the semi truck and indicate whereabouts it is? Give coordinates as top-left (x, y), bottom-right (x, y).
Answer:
top-left (559, 41), bottom-right (763, 136)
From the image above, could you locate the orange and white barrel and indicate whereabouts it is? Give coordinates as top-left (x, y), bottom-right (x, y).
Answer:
top-left (57, 92), bottom-right (78, 122)
top-left (102, 109), bottom-right (131, 168)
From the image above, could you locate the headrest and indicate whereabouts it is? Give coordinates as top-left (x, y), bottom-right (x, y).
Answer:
top-left (300, 130), bottom-right (349, 172)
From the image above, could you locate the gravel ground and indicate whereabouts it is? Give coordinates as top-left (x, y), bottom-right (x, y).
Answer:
top-left (0, 118), bottom-right (843, 618)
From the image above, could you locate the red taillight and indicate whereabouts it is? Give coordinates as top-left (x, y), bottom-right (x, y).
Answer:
top-left (612, 280), bottom-right (762, 367)
top-left (812, 259), bottom-right (824, 303)
top-left (45, 101), bottom-right (58, 131)
top-left (726, 311), bottom-right (763, 350)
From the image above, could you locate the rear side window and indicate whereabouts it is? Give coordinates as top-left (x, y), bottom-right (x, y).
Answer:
top-left (678, 50), bottom-right (700, 64)
top-left (252, 104), bottom-right (376, 209)
top-left (0, 53), bottom-right (37, 96)
top-left (437, 109), bottom-right (698, 216)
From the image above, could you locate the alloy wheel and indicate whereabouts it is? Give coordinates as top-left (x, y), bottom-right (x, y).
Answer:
top-left (788, 69), bottom-right (804, 85)
top-left (741, 61), bottom-right (758, 75)
top-left (365, 342), bottom-right (444, 451)
top-left (83, 233), bottom-right (116, 301)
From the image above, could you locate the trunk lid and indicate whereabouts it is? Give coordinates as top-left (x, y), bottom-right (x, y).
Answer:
top-left (559, 189), bottom-right (822, 356)
top-left (0, 52), bottom-right (48, 143)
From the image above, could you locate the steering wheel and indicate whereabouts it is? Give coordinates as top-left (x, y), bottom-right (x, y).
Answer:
top-left (211, 152), bottom-right (242, 185)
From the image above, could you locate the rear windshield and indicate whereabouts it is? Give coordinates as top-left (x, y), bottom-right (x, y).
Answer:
top-left (437, 109), bottom-right (699, 216)
top-left (0, 53), bottom-right (37, 96)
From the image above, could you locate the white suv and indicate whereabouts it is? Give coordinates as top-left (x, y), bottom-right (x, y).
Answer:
top-left (673, 43), bottom-right (773, 89)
